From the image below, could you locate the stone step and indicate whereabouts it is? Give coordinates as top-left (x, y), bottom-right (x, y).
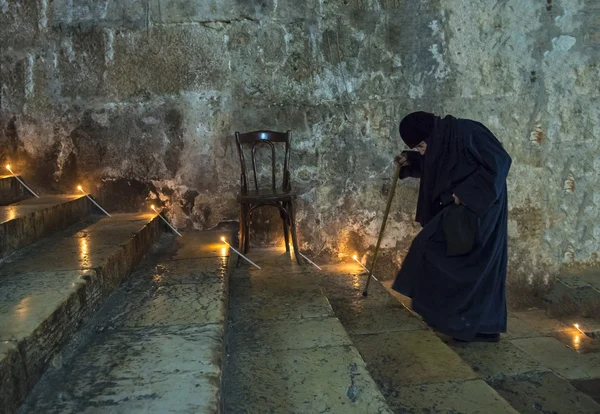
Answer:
top-left (318, 265), bottom-right (519, 413)
top-left (382, 278), bottom-right (600, 412)
top-left (0, 213), bottom-right (162, 412)
top-left (18, 230), bottom-right (233, 413)
top-left (544, 270), bottom-right (600, 318)
top-left (0, 195), bottom-right (92, 261)
top-left (0, 175), bottom-right (29, 206)
top-left (224, 249), bottom-right (394, 413)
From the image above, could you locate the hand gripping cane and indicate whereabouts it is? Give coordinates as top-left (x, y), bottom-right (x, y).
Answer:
top-left (362, 163), bottom-right (402, 296)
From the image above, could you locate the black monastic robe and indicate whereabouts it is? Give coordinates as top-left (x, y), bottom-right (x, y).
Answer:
top-left (392, 115), bottom-right (512, 341)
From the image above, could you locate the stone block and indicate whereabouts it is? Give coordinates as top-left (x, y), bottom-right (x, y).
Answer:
top-left (150, 0), bottom-right (272, 24)
top-left (123, 282), bottom-right (227, 328)
top-left (229, 275), bottom-right (333, 323)
top-left (511, 336), bottom-right (600, 380)
top-left (224, 345), bottom-right (393, 413)
top-left (572, 378), bottom-right (600, 405)
top-left (350, 330), bottom-right (478, 389)
top-left (105, 25), bottom-right (229, 99)
top-left (545, 273), bottom-right (600, 318)
top-left (0, 214), bottom-right (162, 411)
top-left (392, 380), bottom-right (519, 414)
top-left (0, 175), bottom-right (28, 205)
top-left (56, 27), bottom-right (109, 99)
top-left (22, 325), bottom-right (224, 413)
top-left (0, 1), bottom-right (41, 50)
top-left (50, 0), bottom-right (146, 29)
top-left (491, 372), bottom-right (600, 414)
top-left (170, 231), bottom-right (229, 260)
top-left (0, 56), bottom-right (29, 112)
top-left (228, 317), bottom-right (353, 354)
top-left (0, 195), bottom-right (91, 260)
top-left (448, 340), bottom-right (550, 381)
top-left (0, 341), bottom-right (26, 414)
top-left (329, 297), bottom-right (425, 335)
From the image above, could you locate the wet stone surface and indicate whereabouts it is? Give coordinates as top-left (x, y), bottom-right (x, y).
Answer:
top-left (571, 378), bottom-right (600, 404)
top-left (18, 230), bottom-right (230, 413)
top-left (351, 330), bottom-right (478, 390)
top-left (227, 317), bottom-right (353, 354)
top-left (0, 195), bottom-right (91, 260)
top-left (491, 372), bottom-right (600, 414)
top-left (393, 380), bottom-right (519, 414)
top-left (328, 297), bottom-right (425, 335)
top-left (225, 345), bottom-right (393, 414)
top-left (228, 272), bottom-right (334, 323)
top-left (22, 325), bottom-right (224, 414)
top-left (224, 248), bottom-right (393, 413)
top-left (510, 336), bottom-right (600, 380)
top-left (448, 340), bottom-right (550, 381)
top-left (1, 213), bottom-right (161, 412)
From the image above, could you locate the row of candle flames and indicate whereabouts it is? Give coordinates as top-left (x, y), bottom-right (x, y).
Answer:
top-left (6, 163), bottom-right (180, 233)
top-left (5, 165), bottom-right (590, 339)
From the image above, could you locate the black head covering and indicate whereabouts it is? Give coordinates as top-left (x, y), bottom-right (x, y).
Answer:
top-left (399, 111), bottom-right (435, 148)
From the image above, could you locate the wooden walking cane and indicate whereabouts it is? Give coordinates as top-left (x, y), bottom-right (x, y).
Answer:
top-left (362, 163), bottom-right (402, 296)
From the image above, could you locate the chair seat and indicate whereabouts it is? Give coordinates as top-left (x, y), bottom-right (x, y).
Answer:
top-left (237, 188), bottom-right (296, 203)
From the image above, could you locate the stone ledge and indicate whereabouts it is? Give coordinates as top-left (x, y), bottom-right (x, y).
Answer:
top-left (0, 195), bottom-right (91, 261)
top-left (544, 271), bottom-right (600, 318)
top-left (0, 214), bottom-right (161, 412)
top-left (0, 176), bottom-right (28, 206)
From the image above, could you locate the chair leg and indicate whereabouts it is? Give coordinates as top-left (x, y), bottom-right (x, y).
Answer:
top-left (244, 207), bottom-right (251, 254)
top-left (288, 199), bottom-right (302, 265)
top-left (237, 203), bottom-right (246, 268)
top-left (281, 202), bottom-right (290, 252)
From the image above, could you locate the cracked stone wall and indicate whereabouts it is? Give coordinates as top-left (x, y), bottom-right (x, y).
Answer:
top-left (1, 0), bottom-right (599, 303)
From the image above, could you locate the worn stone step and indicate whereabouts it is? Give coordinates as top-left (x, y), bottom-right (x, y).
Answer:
top-left (0, 175), bottom-right (29, 206)
top-left (0, 213), bottom-right (161, 412)
top-left (544, 270), bottom-right (600, 318)
top-left (18, 230), bottom-right (232, 414)
top-left (316, 265), bottom-right (519, 413)
top-left (224, 250), bottom-right (394, 413)
top-left (0, 195), bottom-right (91, 261)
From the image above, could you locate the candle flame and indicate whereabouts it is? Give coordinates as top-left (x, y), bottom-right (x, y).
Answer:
top-left (6, 164), bottom-right (11, 171)
top-left (151, 205), bottom-right (156, 210)
top-left (575, 323), bottom-right (580, 329)
top-left (353, 255), bottom-right (357, 260)
top-left (221, 237), bottom-right (226, 242)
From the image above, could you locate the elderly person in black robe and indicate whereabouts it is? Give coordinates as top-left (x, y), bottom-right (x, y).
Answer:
top-left (392, 111), bottom-right (512, 342)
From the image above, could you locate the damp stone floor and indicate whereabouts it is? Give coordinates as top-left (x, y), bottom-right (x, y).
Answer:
top-left (14, 241), bottom-right (600, 413)
top-left (18, 231), bottom-right (231, 413)
top-left (225, 248), bottom-right (600, 413)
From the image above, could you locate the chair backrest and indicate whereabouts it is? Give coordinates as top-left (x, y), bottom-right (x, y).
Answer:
top-left (235, 130), bottom-right (292, 194)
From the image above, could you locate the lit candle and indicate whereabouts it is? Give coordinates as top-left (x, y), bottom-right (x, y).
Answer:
top-left (353, 254), bottom-right (379, 280)
top-left (6, 164), bottom-right (40, 198)
top-left (298, 252), bottom-right (322, 271)
top-left (221, 237), bottom-right (261, 269)
top-left (77, 185), bottom-right (111, 217)
top-left (574, 323), bottom-right (585, 334)
top-left (353, 255), bottom-right (369, 272)
top-left (151, 205), bottom-right (182, 237)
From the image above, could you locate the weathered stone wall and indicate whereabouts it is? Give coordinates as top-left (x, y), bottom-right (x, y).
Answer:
top-left (1, 0), bottom-right (599, 298)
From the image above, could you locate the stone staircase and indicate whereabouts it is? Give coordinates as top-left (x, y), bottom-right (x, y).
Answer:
top-left (18, 231), bottom-right (233, 413)
top-left (0, 180), bottom-right (165, 412)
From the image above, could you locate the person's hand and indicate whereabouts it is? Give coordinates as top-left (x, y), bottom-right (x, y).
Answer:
top-left (452, 193), bottom-right (461, 205)
top-left (394, 153), bottom-right (409, 167)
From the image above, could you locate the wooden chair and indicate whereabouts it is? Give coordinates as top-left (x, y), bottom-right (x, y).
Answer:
top-left (235, 130), bottom-right (302, 265)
